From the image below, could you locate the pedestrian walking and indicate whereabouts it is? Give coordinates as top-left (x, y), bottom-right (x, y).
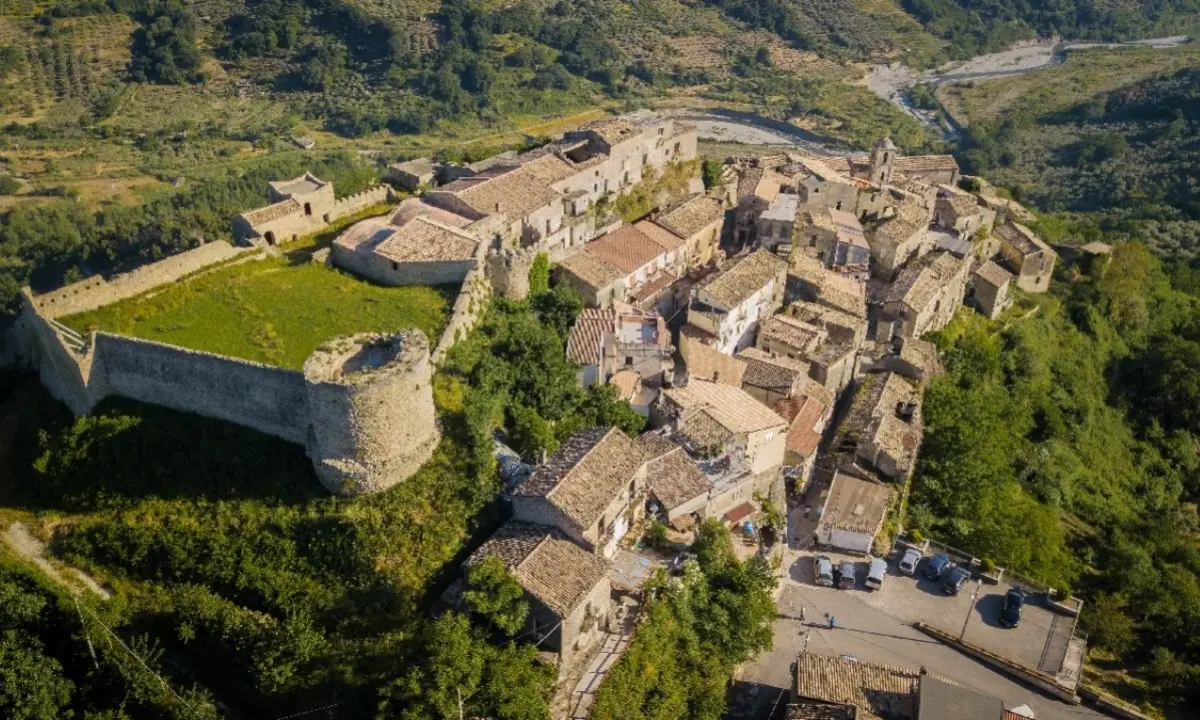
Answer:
top-left (829, 616), bottom-right (836, 630)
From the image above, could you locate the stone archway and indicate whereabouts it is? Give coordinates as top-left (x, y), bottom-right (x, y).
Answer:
top-left (304, 202), bottom-right (312, 216)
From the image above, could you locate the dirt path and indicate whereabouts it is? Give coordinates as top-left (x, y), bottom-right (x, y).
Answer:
top-left (4, 521), bottom-right (111, 600)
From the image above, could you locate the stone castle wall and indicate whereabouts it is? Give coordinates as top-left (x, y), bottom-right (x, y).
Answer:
top-left (33, 241), bottom-right (247, 320)
top-left (93, 333), bottom-right (311, 444)
top-left (328, 185), bottom-right (395, 222)
top-left (432, 241), bottom-right (493, 365)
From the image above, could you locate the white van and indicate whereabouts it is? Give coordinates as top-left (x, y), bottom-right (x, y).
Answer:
top-left (865, 557), bottom-right (888, 590)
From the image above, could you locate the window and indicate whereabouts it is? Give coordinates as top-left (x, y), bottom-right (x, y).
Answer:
top-left (835, 201), bottom-right (842, 211)
top-left (392, 261), bottom-right (399, 271)
top-left (658, 127), bottom-right (664, 136)
top-left (809, 235), bottom-right (817, 247)
top-left (625, 356), bottom-right (633, 365)
top-left (642, 153), bottom-right (648, 166)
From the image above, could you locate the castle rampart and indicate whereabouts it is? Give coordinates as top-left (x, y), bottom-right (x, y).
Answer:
top-left (327, 185), bottom-right (394, 222)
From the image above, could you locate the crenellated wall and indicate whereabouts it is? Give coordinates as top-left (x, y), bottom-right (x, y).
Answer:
top-left (328, 185), bottom-right (395, 222)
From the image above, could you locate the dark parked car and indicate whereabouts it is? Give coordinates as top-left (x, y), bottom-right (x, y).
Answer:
top-left (1000, 588), bottom-right (1025, 628)
top-left (924, 553), bottom-right (954, 580)
top-left (942, 567), bottom-right (971, 595)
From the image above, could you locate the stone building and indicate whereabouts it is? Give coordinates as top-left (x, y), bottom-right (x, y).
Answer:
top-left (652, 192), bottom-right (726, 267)
top-left (790, 204), bottom-right (870, 272)
top-left (566, 306), bottom-right (672, 389)
top-left (865, 199), bottom-right (934, 276)
top-left (385, 158), bottom-right (437, 191)
top-left (881, 250), bottom-right (971, 341)
top-left (684, 250), bottom-right (789, 354)
top-left (773, 389), bottom-right (832, 485)
top-left (970, 260), bottom-right (1013, 320)
top-left (934, 186), bottom-right (994, 237)
top-left (736, 346), bottom-right (810, 408)
top-left (796, 157), bottom-right (863, 214)
top-left (816, 472), bottom-right (892, 554)
top-left (786, 253), bottom-right (869, 321)
top-left (656, 380), bottom-right (788, 476)
top-left (757, 313), bottom-right (858, 396)
top-left (822, 140), bottom-right (961, 187)
top-left (511, 427), bottom-right (647, 558)
top-left (756, 193), bottom-right (799, 252)
top-left (233, 173), bottom-right (336, 245)
top-left (734, 164), bottom-right (793, 244)
top-left (638, 433), bottom-right (714, 529)
top-left (785, 298), bottom-right (867, 349)
top-left (332, 199), bottom-right (482, 286)
top-left (834, 372), bottom-right (922, 481)
top-left (458, 521), bottom-right (612, 672)
top-left (556, 224), bottom-right (686, 307)
top-left (995, 221), bottom-right (1056, 293)
top-left (683, 341), bottom-right (748, 387)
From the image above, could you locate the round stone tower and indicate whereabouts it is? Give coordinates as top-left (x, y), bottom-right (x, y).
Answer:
top-left (303, 330), bottom-right (440, 495)
top-left (485, 248), bottom-right (533, 300)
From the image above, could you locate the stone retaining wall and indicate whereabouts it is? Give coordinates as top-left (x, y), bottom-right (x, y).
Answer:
top-left (33, 241), bottom-right (246, 319)
top-left (432, 241), bottom-right (493, 365)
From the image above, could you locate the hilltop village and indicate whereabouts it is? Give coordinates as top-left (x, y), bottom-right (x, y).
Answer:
top-left (10, 112), bottom-right (1107, 720)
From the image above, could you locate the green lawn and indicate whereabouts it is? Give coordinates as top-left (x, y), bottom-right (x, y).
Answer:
top-left (61, 243), bottom-right (455, 370)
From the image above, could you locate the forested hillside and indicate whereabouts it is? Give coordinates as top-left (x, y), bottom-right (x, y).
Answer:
top-left (913, 248), bottom-right (1200, 712)
top-left (953, 63), bottom-right (1200, 260)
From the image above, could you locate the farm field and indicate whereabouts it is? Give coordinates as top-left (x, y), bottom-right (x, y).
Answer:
top-left (60, 215), bottom-right (455, 369)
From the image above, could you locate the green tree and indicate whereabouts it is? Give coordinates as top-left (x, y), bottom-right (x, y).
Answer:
top-left (463, 556), bottom-right (529, 637)
top-left (701, 159), bottom-right (724, 189)
top-left (0, 176), bottom-right (21, 195)
top-left (528, 253), bottom-right (550, 296)
top-left (0, 634), bottom-right (73, 720)
top-left (1083, 594), bottom-right (1137, 656)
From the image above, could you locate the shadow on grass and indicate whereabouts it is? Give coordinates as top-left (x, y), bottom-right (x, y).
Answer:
top-left (0, 375), bottom-right (324, 512)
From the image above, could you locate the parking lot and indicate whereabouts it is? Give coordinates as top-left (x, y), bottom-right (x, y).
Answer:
top-left (787, 546), bottom-right (1074, 677)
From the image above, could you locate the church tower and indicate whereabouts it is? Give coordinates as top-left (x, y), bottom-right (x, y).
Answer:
top-left (870, 137), bottom-right (897, 187)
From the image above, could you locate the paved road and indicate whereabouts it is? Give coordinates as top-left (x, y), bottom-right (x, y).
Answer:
top-left (737, 583), bottom-right (1108, 720)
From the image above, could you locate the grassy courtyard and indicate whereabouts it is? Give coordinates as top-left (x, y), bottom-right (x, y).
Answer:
top-left (60, 237), bottom-right (455, 370)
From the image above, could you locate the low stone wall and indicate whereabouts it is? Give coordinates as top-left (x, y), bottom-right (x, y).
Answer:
top-left (328, 185), bottom-right (395, 222)
top-left (432, 249), bottom-right (492, 365)
top-left (93, 333), bottom-right (310, 444)
top-left (1078, 686), bottom-right (1157, 720)
top-left (32, 241), bottom-right (246, 319)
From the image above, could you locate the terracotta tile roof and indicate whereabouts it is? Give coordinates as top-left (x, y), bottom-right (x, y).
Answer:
top-left (468, 521), bottom-right (609, 618)
top-left (635, 220), bottom-right (686, 252)
top-left (886, 251), bottom-right (967, 311)
top-left (512, 427), bottom-right (645, 531)
top-left (937, 193), bottom-right (982, 220)
top-left (974, 260), bottom-right (1011, 288)
top-left (816, 156), bottom-right (853, 176)
top-left (894, 154), bottom-right (959, 175)
top-left (608, 369), bottom-right (641, 401)
top-left (579, 118), bottom-right (642, 145)
top-left (635, 430), bottom-right (681, 461)
top-left (664, 380), bottom-right (787, 435)
top-left (374, 216), bottom-right (479, 263)
top-left (898, 338), bottom-right (941, 376)
top-left (389, 198), bottom-right (471, 228)
top-left (587, 225), bottom-right (669, 274)
top-left (333, 218), bottom-right (395, 253)
top-left (820, 283), bottom-right (868, 319)
top-left (790, 252), bottom-right (830, 286)
top-left (655, 193), bottom-right (724, 239)
top-left (784, 703), bottom-right (856, 720)
top-left (819, 472), bottom-right (891, 535)
top-left (787, 301), bottom-right (863, 340)
top-left (243, 198), bottom-right (301, 226)
top-left (567, 308), bottom-right (617, 365)
top-left (794, 653), bottom-right (921, 720)
top-left (839, 372), bottom-right (921, 464)
top-left (697, 250), bottom-right (787, 310)
top-left (438, 153), bottom-right (574, 218)
top-left (775, 394), bottom-right (826, 458)
top-left (996, 222), bottom-right (1055, 258)
top-left (629, 270), bottom-right (679, 305)
top-left (686, 342), bottom-right (748, 386)
top-left (558, 250), bottom-right (624, 291)
top-left (795, 156), bottom-right (853, 184)
top-left (871, 200), bottom-right (931, 246)
top-left (646, 447), bottom-right (712, 512)
top-left (677, 408), bottom-right (735, 447)
top-left (738, 347), bottom-right (808, 394)
top-left (758, 314), bottom-right (824, 354)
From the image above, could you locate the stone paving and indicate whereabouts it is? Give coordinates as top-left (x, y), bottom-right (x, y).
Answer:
top-left (567, 599), bottom-right (638, 719)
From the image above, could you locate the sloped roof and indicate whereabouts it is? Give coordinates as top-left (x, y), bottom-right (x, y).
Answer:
top-left (819, 472), bottom-right (891, 535)
top-left (242, 198), bottom-right (301, 226)
top-left (794, 653), bottom-right (921, 720)
top-left (655, 193), bottom-right (724, 239)
top-left (635, 429), bottom-right (681, 462)
top-left (512, 427), bottom-right (645, 530)
top-left (894, 154), bottom-right (959, 175)
top-left (886, 251), bottom-right (967, 312)
top-left (567, 308), bottom-right (617, 365)
top-left (974, 260), bottom-right (1012, 289)
top-left (578, 118), bottom-right (642, 145)
top-left (870, 200), bottom-right (930, 246)
top-left (558, 250), bottom-right (625, 291)
top-left (664, 380), bottom-right (787, 435)
top-left (646, 447), bottom-right (712, 512)
top-left (374, 216), bottom-right (479, 263)
top-left (738, 347), bottom-right (808, 394)
top-left (686, 342), bottom-right (748, 386)
top-left (437, 153), bottom-right (574, 218)
top-left (917, 675), bottom-right (1006, 720)
top-left (468, 521), bottom-right (609, 618)
top-left (775, 394), bottom-right (826, 458)
top-left (635, 220), bottom-right (687, 252)
top-left (996, 221), bottom-right (1054, 257)
top-left (587, 225), bottom-right (668, 274)
top-left (697, 250), bottom-right (787, 310)
top-left (758, 314), bottom-right (824, 354)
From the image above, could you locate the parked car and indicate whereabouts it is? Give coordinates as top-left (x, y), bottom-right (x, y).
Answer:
top-left (898, 548), bottom-right (922, 576)
top-left (1000, 588), bottom-right (1025, 628)
top-left (924, 553), bottom-right (954, 580)
top-left (942, 567), bottom-right (971, 595)
top-left (813, 555), bottom-right (834, 587)
top-left (837, 560), bottom-right (858, 590)
top-left (865, 557), bottom-right (888, 590)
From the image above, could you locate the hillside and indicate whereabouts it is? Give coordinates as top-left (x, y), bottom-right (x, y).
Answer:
top-left (943, 47), bottom-right (1200, 260)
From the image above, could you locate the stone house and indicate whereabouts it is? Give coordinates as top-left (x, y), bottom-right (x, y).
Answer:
top-left (865, 199), bottom-right (934, 276)
top-left (816, 472), bottom-right (892, 554)
top-left (683, 340), bottom-right (748, 387)
top-left (684, 250), bottom-right (789, 354)
top-left (511, 427), bottom-right (647, 558)
top-left (556, 223), bottom-right (687, 307)
top-left (756, 193), bottom-right (799, 252)
top-left (736, 347), bottom-right (810, 408)
top-left (786, 254), bottom-right (869, 321)
top-left (566, 306), bottom-right (672, 389)
top-left (881, 250), bottom-right (971, 341)
top-left (734, 165), bottom-right (792, 244)
top-left (934, 186), bottom-right (994, 237)
top-left (331, 199), bottom-right (482, 286)
top-left (637, 432), bottom-right (713, 529)
top-left (785, 298), bottom-right (867, 350)
top-left (756, 313), bottom-right (857, 396)
top-left (822, 140), bottom-right (961, 188)
top-left (835, 372), bottom-right (922, 481)
top-left (651, 193), bottom-right (726, 268)
top-left (773, 389), bottom-right (832, 486)
top-left (795, 157), bottom-right (863, 215)
top-left (233, 173), bottom-right (336, 245)
top-left (385, 158), bottom-right (437, 191)
top-left (995, 221), bottom-right (1056, 293)
top-left (970, 260), bottom-right (1013, 320)
top-left (563, 116), bottom-right (699, 193)
top-left (869, 338), bottom-right (942, 385)
top-left (461, 521), bottom-right (612, 672)
top-left (790, 204), bottom-right (870, 271)
top-left (656, 379), bottom-right (788, 476)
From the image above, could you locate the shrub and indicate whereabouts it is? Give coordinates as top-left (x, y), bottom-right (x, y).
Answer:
top-left (907, 528), bottom-right (925, 544)
top-left (645, 519), bottom-right (669, 549)
top-left (980, 557), bottom-right (996, 573)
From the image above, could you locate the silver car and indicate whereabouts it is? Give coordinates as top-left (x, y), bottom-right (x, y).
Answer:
top-left (898, 547), bottom-right (922, 576)
top-left (813, 555), bottom-right (834, 587)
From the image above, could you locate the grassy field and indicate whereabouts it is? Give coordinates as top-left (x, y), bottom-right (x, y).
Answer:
top-left (936, 42), bottom-right (1200, 126)
top-left (60, 210), bottom-right (455, 369)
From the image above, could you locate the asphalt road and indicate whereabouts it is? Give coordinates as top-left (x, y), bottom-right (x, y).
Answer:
top-left (735, 583), bottom-right (1109, 720)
